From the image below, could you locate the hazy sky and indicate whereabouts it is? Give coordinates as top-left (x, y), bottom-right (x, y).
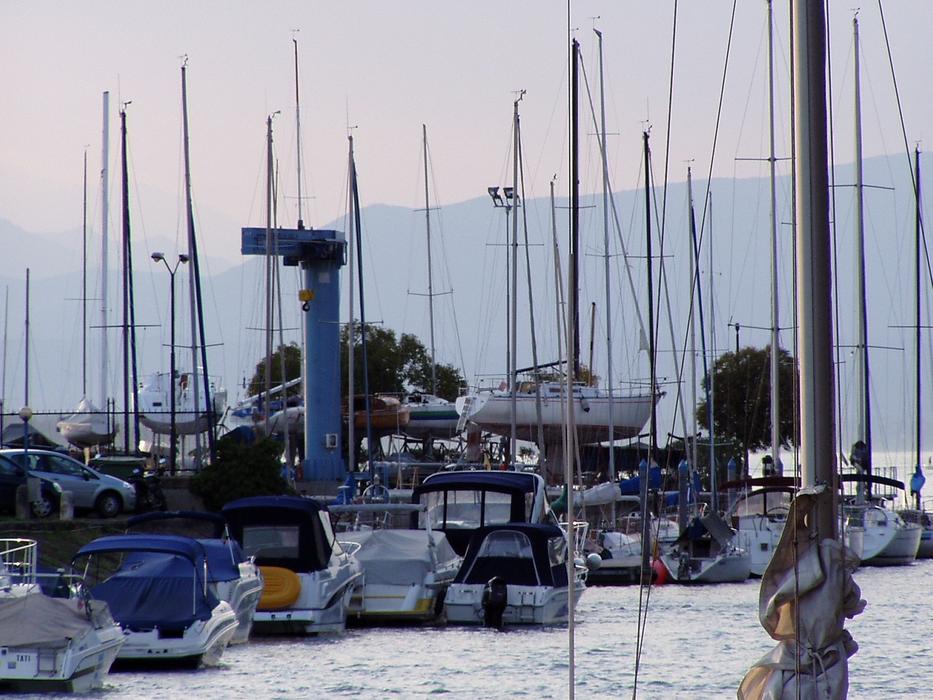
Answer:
top-left (2, 1), bottom-right (931, 262)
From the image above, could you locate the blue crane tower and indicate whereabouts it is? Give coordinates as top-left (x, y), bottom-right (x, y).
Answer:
top-left (241, 226), bottom-right (347, 481)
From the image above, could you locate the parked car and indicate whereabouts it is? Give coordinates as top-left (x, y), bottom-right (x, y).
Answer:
top-left (0, 453), bottom-right (62, 518)
top-left (0, 449), bottom-right (136, 517)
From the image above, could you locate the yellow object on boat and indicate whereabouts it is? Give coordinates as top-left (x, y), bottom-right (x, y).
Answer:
top-left (258, 566), bottom-right (301, 610)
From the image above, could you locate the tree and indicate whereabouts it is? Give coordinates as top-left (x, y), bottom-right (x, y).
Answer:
top-left (247, 343), bottom-right (301, 398)
top-left (695, 345), bottom-right (798, 460)
top-left (339, 323), bottom-right (465, 402)
top-left (190, 435), bottom-right (292, 512)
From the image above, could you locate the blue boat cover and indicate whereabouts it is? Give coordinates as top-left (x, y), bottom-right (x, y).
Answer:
top-left (619, 465), bottom-right (662, 495)
top-left (91, 553), bottom-right (218, 631)
top-left (199, 538), bottom-right (245, 582)
top-left (454, 523), bottom-right (569, 588)
top-left (415, 470), bottom-right (540, 497)
top-left (223, 495), bottom-right (333, 572)
top-left (76, 534), bottom-right (209, 564)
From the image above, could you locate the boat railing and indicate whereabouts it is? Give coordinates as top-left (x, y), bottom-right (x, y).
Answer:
top-left (0, 538), bottom-right (37, 588)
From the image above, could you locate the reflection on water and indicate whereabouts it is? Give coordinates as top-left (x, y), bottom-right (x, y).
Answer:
top-left (38, 559), bottom-right (932, 698)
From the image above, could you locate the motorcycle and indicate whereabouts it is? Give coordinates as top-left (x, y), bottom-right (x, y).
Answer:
top-left (130, 467), bottom-right (167, 513)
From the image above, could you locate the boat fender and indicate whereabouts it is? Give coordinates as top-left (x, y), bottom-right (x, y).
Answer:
top-left (481, 576), bottom-right (508, 629)
top-left (651, 558), bottom-right (668, 585)
top-left (586, 553), bottom-right (603, 571)
top-left (258, 566), bottom-right (302, 610)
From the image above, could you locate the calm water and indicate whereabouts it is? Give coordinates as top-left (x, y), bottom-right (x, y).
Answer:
top-left (40, 559), bottom-right (933, 699)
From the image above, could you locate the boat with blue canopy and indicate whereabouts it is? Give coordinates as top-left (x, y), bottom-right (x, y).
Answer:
top-left (73, 534), bottom-right (238, 667)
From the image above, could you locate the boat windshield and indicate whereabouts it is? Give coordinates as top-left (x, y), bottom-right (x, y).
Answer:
top-left (241, 525), bottom-right (300, 559)
top-left (461, 530), bottom-right (540, 586)
top-left (420, 489), bottom-right (525, 529)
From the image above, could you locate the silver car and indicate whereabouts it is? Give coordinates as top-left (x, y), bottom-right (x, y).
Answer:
top-left (0, 449), bottom-right (136, 517)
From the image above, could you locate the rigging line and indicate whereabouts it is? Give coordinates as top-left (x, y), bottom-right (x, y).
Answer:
top-left (658, 0), bottom-right (678, 269)
top-left (577, 51), bottom-right (649, 348)
top-left (877, 1), bottom-right (933, 296)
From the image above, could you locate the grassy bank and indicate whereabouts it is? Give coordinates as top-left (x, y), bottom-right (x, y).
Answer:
top-left (0, 519), bottom-right (128, 570)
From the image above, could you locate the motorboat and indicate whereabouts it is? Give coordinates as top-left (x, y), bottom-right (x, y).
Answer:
top-left (726, 478), bottom-right (797, 577)
top-left (410, 470), bottom-right (557, 556)
top-left (0, 539), bottom-right (124, 692)
top-left (842, 474), bottom-right (922, 566)
top-left (136, 370), bottom-right (227, 436)
top-left (126, 511), bottom-right (264, 644)
top-left (222, 495), bottom-right (363, 634)
top-left (658, 514), bottom-right (751, 584)
top-left (456, 381), bottom-right (658, 445)
top-left (332, 502), bottom-right (461, 622)
top-left (74, 534), bottom-right (238, 667)
top-left (444, 523), bottom-right (586, 626)
top-left (56, 396), bottom-right (117, 448)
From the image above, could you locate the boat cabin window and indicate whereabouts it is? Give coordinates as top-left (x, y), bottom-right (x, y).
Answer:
top-left (462, 530), bottom-right (540, 586)
top-left (547, 535), bottom-right (567, 567)
top-left (419, 489), bottom-right (530, 529)
top-left (241, 525), bottom-right (300, 559)
top-left (732, 491), bottom-right (791, 518)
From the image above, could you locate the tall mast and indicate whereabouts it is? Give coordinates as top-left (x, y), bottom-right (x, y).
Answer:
top-left (100, 91), bottom-right (110, 411)
top-left (767, 0), bottom-right (782, 475)
top-left (643, 132), bottom-right (658, 464)
top-left (853, 15), bottom-right (872, 494)
top-left (263, 114), bottom-right (275, 435)
top-left (422, 125), bottom-right (437, 396)
top-left (346, 138), bottom-right (356, 471)
top-left (82, 148), bottom-right (88, 398)
top-left (595, 29), bottom-right (616, 499)
top-left (349, 136), bottom-right (375, 480)
top-left (509, 97), bottom-right (521, 467)
top-left (569, 39), bottom-right (580, 379)
top-left (293, 36), bottom-right (305, 230)
top-left (687, 167), bottom-right (699, 473)
top-left (708, 192), bottom-right (718, 513)
top-left (793, 0), bottom-right (837, 539)
top-left (915, 146), bottom-right (923, 482)
top-left (120, 106), bottom-right (131, 454)
top-left (182, 62), bottom-right (215, 464)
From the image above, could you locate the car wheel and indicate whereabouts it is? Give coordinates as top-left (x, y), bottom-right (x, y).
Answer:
top-left (30, 494), bottom-right (54, 519)
top-left (95, 491), bottom-right (122, 518)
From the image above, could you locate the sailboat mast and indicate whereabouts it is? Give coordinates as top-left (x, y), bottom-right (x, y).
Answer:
top-left (264, 115), bottom-right (275, 435)
top-left (349, 136), bottom-right (375, 480)
top-left (570, 39), bottom-right (580, 379)
top-left (915, 146), bottom-right (922, 481)
top-left (595, 29), bottom-right (616, 494)
top-left (293, 37), bottom-right (305, 230)
top-left (100, 91), bottom-right (110, 413)
top-left (687, 167), bottom-right (699, 474)
top-left (509, 98), bottom-right (521, 467)
top-left (120, 106), bottom-right (131, 454)
top-left (853, 14), bottom-right (871, 466)
top-left (708, 192), bottom-right (718, 513)
top-left (82, 148), bottom-right (88, 398)
top-left (767, 0), bottom-right (782, 475)
top-left (643, 131), bottom-right (657, 464)
top-left (182, 63), bottom-right (215, 464)
top-left (793, 0), bottom-right (837, 538)
top-left (422, 124), bottom-right (437, 396)
top-left (346, 141), bottom-right (356, 471)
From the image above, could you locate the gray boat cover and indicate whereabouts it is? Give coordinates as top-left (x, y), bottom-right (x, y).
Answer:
top-left (0, 591), bottom-right (93, 647)
top-left (339, 530), bottom-right (458, 587)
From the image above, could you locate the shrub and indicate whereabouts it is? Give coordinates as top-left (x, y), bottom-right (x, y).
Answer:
top-left (190, 436), bottom-right (293, 512)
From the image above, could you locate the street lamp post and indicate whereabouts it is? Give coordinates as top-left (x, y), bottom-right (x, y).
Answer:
top-left (152, 252), bottom-right (189, 474)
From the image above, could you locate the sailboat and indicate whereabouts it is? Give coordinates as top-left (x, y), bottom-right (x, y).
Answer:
top-left (839, 15), bottom-right (920, 566)
top-left (137, 64), bottom-right (226, 448)
top-left (58, 94), bottom-right (117, 449)
top-left (456, 41), bottom-right (657, 458)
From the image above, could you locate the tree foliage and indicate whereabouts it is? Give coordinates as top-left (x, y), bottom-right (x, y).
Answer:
top-left (190, 436), bottom-right (292, 512)
top-left (339, 323), bottom-right (464, 402)
top-left (247, 343), bottom-right (302, 398)
top-left (695, 345), bottom-right (798, 457)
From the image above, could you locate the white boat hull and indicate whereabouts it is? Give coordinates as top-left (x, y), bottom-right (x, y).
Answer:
top-left (660, 548), bottom-right (751, 583)
top-left (115, 601), bottom-right (238, 667)
top-left (735, 516), bottom-right (785, 578)
top-left (457, 389), bottom-right (656, 444)
top-left (253, 564), bottom-right (363, 635)
top-left (213, 564), bottom-right (264, 644)
top-left (444, 579), bottom-right (585, 625)
top-left (136, 371), bottom-right (227, 436)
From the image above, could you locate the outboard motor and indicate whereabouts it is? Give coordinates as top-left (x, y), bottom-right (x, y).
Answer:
top-left (481, 576), bottom-right (508, 629)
